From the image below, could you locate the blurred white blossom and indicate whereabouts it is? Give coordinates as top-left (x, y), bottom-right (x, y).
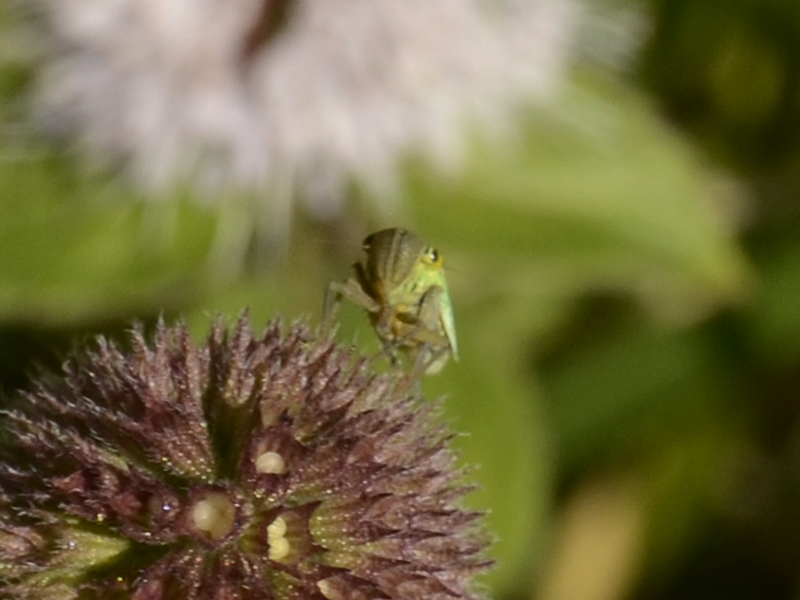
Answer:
top-left (578, 1), bottom-right (650, 73)
top-left (36, 0), bottom-right (580, 222)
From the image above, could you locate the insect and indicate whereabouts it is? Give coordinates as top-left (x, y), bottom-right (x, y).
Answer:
top-left (323, 228), bottom-right (458, 375)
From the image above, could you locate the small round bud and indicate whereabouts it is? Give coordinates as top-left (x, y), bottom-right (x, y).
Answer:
top-left (191, 492), bottom-right (237, 540)
top-left (256, 451), bottom-right (286, 474)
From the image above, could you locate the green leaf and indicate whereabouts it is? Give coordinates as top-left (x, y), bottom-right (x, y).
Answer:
top-left (407, 74), bottom-right (751, 319)
top-left (0, 157), bottom-right (218, 325)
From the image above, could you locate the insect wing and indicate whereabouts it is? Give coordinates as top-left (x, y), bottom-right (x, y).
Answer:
top-left (438, 278), bottom-right (458, 361)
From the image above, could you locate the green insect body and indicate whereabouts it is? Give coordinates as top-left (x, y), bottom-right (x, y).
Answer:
top-left (324, 228), bottom-right (458, 375)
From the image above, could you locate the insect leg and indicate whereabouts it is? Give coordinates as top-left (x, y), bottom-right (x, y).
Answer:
top-left (323, 278), bottom-right (380, 332)
top-left (379, 286), bottom-right (451, 375)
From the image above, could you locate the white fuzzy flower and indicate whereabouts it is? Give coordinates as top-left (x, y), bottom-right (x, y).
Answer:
top-left (36, 0), bottom-right (580, 222)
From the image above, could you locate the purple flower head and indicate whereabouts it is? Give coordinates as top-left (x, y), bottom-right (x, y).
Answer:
top-left (0, 314), bottom-right (491, 600)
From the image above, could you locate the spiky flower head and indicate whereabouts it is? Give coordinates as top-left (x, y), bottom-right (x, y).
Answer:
top-left (0, 314), bottom-right (490, 599)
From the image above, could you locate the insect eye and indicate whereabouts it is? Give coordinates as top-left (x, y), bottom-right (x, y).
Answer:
top-left (362, 234), bottom-right (374, 250)
top-left (426, 248), bottom-right (440, 263)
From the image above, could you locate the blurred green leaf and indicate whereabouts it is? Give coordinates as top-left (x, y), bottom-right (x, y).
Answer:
top-left (539, 318), bottom-right (719, 472)
top-left (745, 235), bottom-right (800, 366)
top-left (407, 74), bottom-right (751, 320)
top-left (0, 157), bottom-right (219, 324)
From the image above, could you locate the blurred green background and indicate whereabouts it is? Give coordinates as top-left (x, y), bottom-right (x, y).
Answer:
top-left (3, 1), bottom-right (800, 599)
